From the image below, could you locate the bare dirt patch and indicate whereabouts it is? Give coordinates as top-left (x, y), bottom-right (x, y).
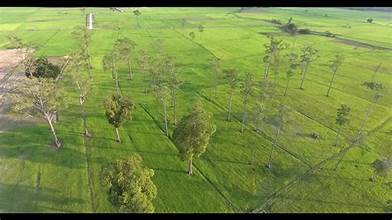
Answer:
top-left (0, 49), bottom-right (37, 133)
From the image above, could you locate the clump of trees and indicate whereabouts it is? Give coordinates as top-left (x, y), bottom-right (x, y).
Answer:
top-left (26, 57), bottom-right (61, 79)
top-left (102, 154), bottom-right (157, 213)
top-left (262, 36), bottom-right (287, 80)
top-left (173, 100), bottom-right (216, 175)
top-left (104, 93), bottom-right (135, 143)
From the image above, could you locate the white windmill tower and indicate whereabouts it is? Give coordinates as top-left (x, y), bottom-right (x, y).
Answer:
top-left (86, 13), bottom-right (94, 30)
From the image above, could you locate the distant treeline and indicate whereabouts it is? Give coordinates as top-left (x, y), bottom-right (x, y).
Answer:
top-left (341, 7), bottom-right (392, 12)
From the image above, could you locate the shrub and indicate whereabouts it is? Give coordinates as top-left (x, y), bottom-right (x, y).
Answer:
top-left (281, 23), bottom-right (298, 35)
top-left (367, 18), bottom-right (373, 23)
top-left (27, 57), bottom-right (61, 79)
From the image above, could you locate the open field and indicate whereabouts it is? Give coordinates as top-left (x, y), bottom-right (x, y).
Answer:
top-left (0, 7), bottom-right (391, 213)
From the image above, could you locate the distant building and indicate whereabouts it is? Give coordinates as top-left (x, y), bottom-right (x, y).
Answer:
top-left (86, 13), bottom-right (94, 30)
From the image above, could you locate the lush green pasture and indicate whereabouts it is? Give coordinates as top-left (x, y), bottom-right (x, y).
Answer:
top-left (0, 7), bottom-right (391, 213)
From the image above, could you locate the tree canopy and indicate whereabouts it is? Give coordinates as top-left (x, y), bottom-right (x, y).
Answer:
top-left (102, 154), bottom-right (157, 213)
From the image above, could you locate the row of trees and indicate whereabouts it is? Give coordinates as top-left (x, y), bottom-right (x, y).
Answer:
top-left (6, 23), bottom-right (389, 212)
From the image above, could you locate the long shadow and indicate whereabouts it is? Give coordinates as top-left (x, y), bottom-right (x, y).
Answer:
top-left (0, 128), bottom-right (86, 169)
top-left (0, 183), bottom-right (85, 212)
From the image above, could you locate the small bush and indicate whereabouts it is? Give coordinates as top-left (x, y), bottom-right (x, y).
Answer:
top-left (27, 57), bottom-right (61, 79)
top-left (367, 18), bottom-right (373, 23)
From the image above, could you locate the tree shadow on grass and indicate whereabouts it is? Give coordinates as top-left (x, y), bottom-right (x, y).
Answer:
top-left (0, 183), bottom-right (85, 212)
top-left (0, 127), bottom-right (86, 169)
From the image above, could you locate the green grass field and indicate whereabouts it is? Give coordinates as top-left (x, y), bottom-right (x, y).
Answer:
top-left (0, 7), bottom-right (391, 213)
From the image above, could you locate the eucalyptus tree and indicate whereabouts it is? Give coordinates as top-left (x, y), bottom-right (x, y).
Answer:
top-left (173, 99), bottom-right (216, 175)
top-left (133, 10), bottom-right (142, 28)
top-left (335, 104), bottom-right (351, 147)
top-left (102, 50), bottom-right (120, 93)
top-left (149, 54), bottom-right (171, 136)
top-left (67, 49), bottom-right (93, 137)
top-left (267, 104), bottom-right (287, 169)
top-left (189, 32), bottom-right (195, 41)
top-left (240, 72), bottom-right (255, 133)
top-left (326, 54), bottom-right (344, 97)
top-left (299, 45), bottom-right (319, 89)
top-left (262, 36), bottom-right (286, 80)
top-left (9, 77), bottom-right (66, 149)
top-left (104, 93), bottom-right (135, 143)
top-left (72, 26), bottom-right (93, 77)
top-left (114, 37), bottom-right (137, 80)
top-left (166, 60), bottom-right (183, 125)
top-left (284, 51), bottom-right (300, 96)
top-left (102, 154), bottom-right (157, 213)
top-left (209, 57), bottom-right (221, 99)
top-left (223, 69), bottom-right (239, 121)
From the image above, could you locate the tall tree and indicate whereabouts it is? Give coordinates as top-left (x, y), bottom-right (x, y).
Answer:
top-left (137, 50), bottom-right (152, 95)
top-left (166, 60), bottom-right (183, 126)
top-left (9, 77), bottom-right (66, 149)
top-left (267, 104), bottom-right (287, 169)
top-left (335, 104), bottom-right (351, 147)
top-left (240, 72), bottom-right (254, 133)
top-left (299, 45), bottom-right (318, 89)
top-left (133, 10), bottom-right (142, 28)
top-left (173, 100), bottom-right (216, 175)
top-left (72, 26), bottom-right (93, 77)
top-left (326, 54), bottom-right (344, 97)
top-left (223, 69), bottom-right (239, 121)
top-left (104, 93), bottom-right (135, 143)
top-left (209, 57), bottom-right (221, 99)
top-left (102, 154), bottom-right (157, 213)
top-left (67, 49), bottom-right (93, 137)
top-left (102, 50), bottom-right (120, 93)
top-left (262, 36), bottom-right (286, 80)
top-left (114, 37), bottom-right (137, 80)
top-left (284, 51), bottom-right (300, 96)
top-left (189, 32), bottom-right (195, 41)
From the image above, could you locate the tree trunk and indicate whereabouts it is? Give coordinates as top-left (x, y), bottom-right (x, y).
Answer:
top-left (188, 157), bottom-right (193, 175)
top-left (241, 104), bottom-right (247, 133)
top-left (47, 115), bottom-right (61, 149)
top-left (264, 63), bottom-right (270, 79)
top-left (284, 78), bottom-right (291, 96)
top-left (335, 126), bottom-right (341, 146)
top-left (299, 63), bottom-right (308, 89)
top-left (326, 69), bottom-right (337, 97)
top-left (127, 59), bottom-right (133, 80)
top-left (163, 102), bottom-right (169, 136)
top-left (227, 90), bottom-right (233, 121)
top-left (115, 127), bottom-right (121, 143)
top-left (172, 89), bottom-right (177, 125)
